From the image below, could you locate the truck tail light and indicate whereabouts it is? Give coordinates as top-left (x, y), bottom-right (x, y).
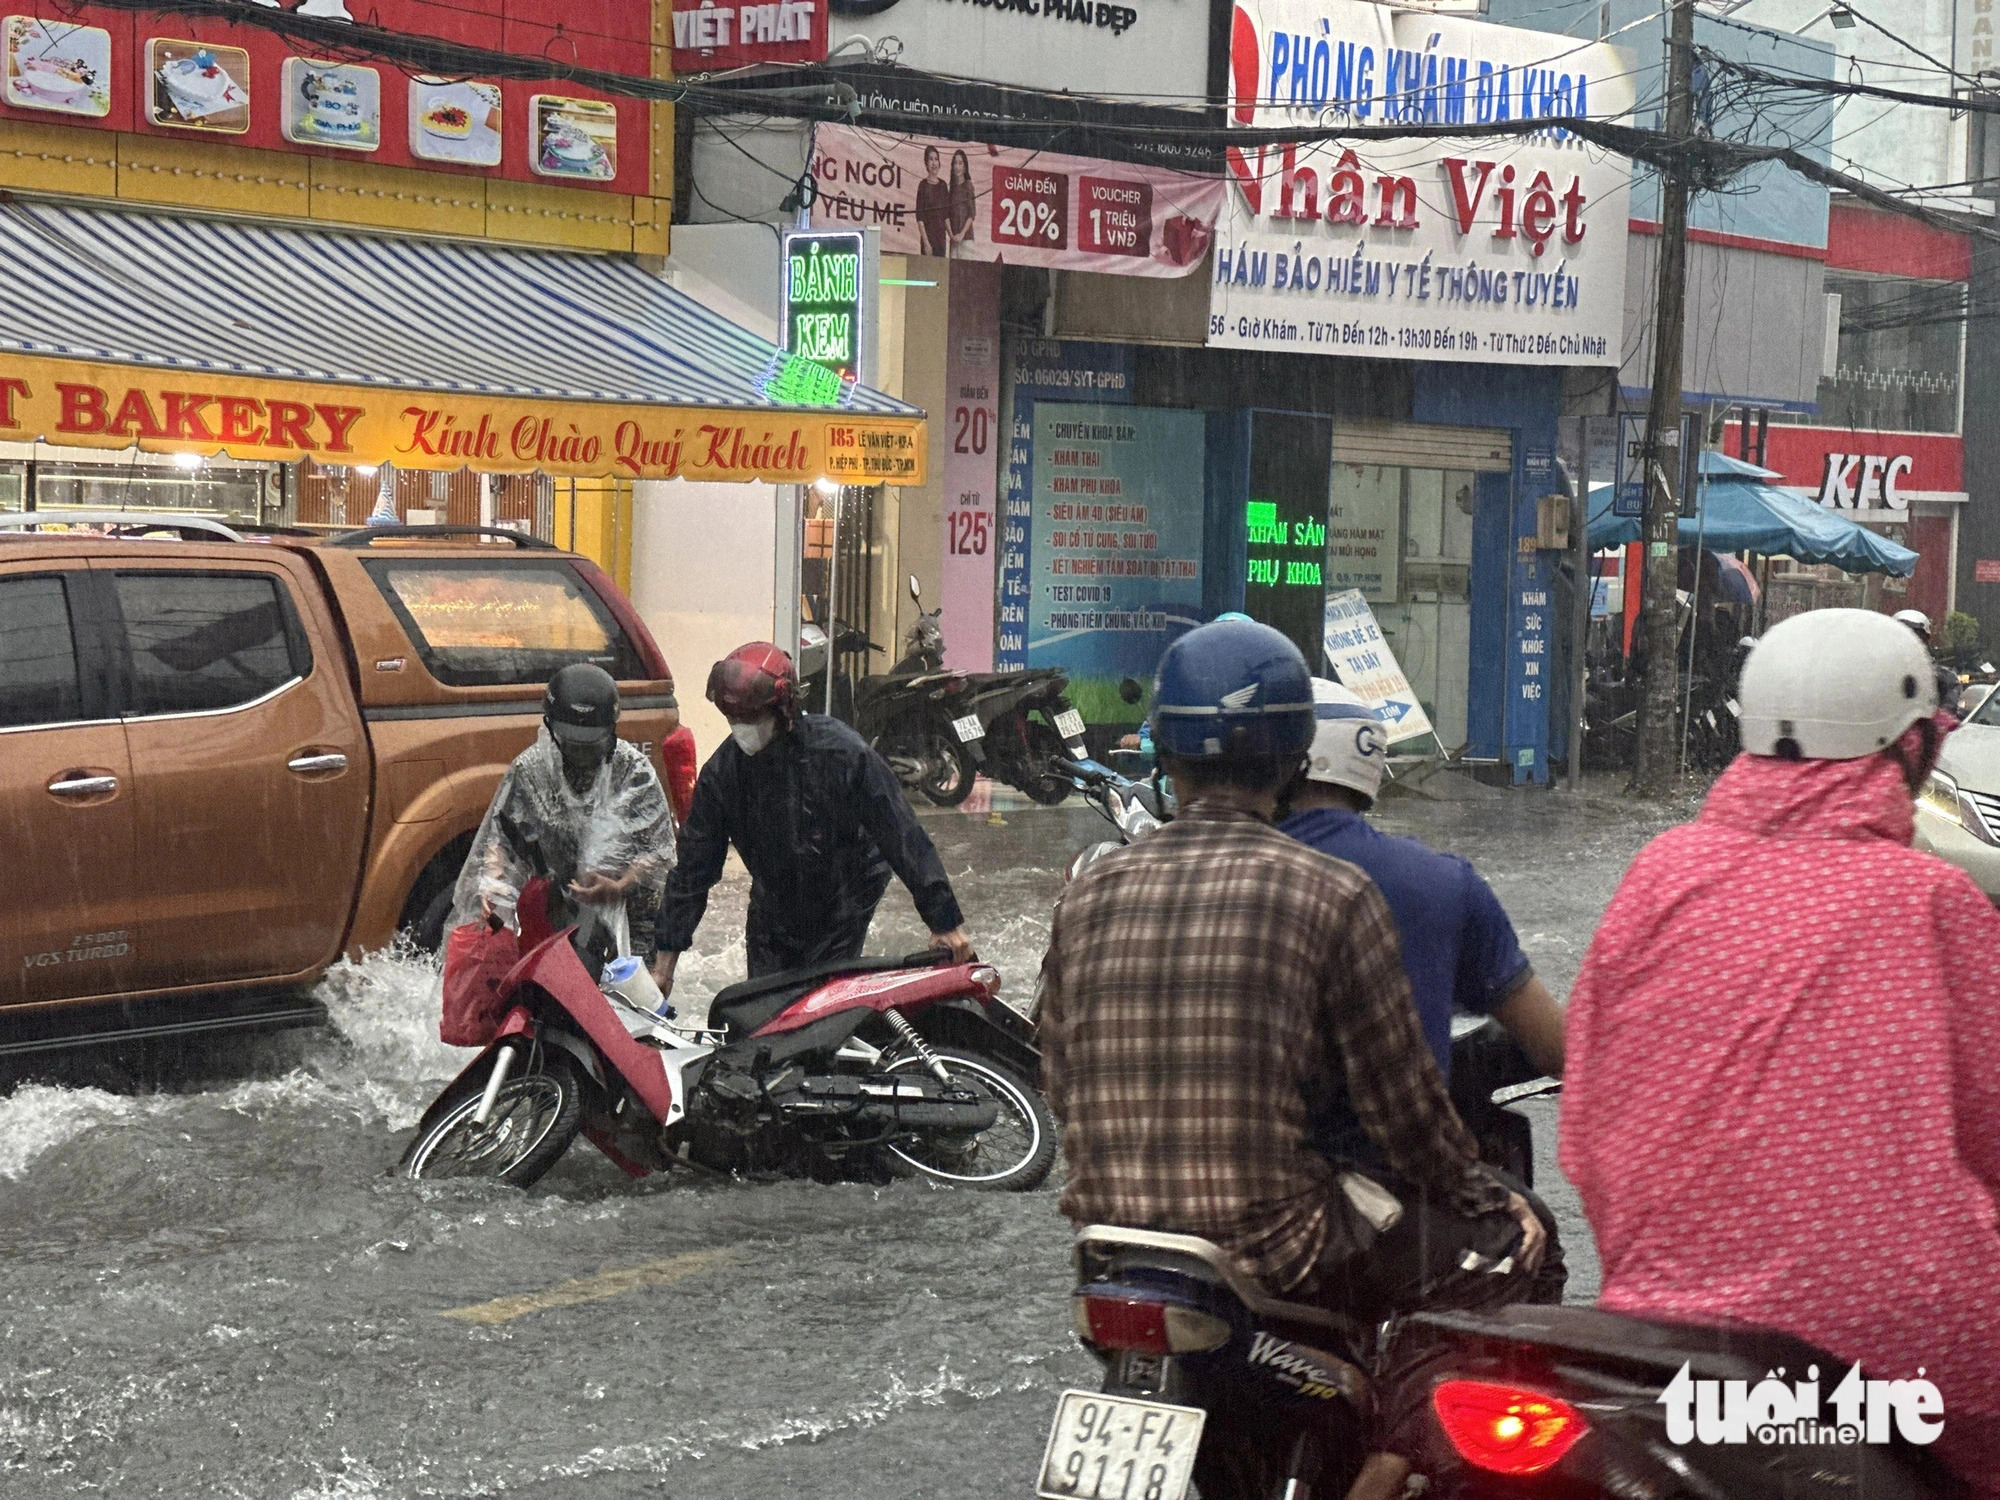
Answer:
top-left (1432, 1379), bottom-right (1587, 1475)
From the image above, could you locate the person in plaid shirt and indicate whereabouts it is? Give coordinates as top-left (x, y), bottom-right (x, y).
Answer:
top-left (1038, 621), bottom-right (1544, 1316)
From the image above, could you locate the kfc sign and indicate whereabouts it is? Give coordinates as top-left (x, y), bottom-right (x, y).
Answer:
top-left (1817, 452), bottom-right (1916, 512)
top-left (1729, 424), bottom-right (1966, 516)
top-left (672, 0), bottom-right (826, 70)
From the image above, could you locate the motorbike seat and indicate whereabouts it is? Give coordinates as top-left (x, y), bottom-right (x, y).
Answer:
top-left (1076, 1225), bottom-right (1362, 1343)
top-left (853, 675), bottom-right (905, 703)
top-left (708, 954), bottom-right (934, 1042)
top-left (1406, 1303), bottom-right (1854, 1387)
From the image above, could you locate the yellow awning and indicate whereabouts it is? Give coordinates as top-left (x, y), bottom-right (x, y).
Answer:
top-left (0, 203), bottom-right (925, 486)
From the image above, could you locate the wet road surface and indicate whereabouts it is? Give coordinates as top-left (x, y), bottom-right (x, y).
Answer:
top-left (0, 778), bottom-right (1676, 1499)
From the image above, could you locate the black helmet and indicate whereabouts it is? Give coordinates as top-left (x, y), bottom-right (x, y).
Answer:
top-left (543, 663), bottom-right (620, 751)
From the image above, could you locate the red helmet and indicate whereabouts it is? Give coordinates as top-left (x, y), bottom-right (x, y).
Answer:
top-left (707, 642), bottom-right (797, 723)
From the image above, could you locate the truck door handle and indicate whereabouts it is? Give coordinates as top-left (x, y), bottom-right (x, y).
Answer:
top-left (287, 752), bottom-right (350, 775)
top-left (48, 773), bottom-right (119, 798)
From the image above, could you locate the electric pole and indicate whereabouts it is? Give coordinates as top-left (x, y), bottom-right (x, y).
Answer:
top-left (1632, 0), bottom-right (1695, 797)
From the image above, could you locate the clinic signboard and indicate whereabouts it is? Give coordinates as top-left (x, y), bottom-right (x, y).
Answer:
top-left (1210, 0), bottom-right (1633, 365)
top-left (1025, 402), bottom-right (1205, 713)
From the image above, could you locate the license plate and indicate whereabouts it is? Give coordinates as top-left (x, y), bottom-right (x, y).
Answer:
top-left (952, 712), bottom-right (986, 743)
top-left (1036, 1390), bottom-right (1205, 1500)
top-left (1054, 709), bottom-right (1086, 740)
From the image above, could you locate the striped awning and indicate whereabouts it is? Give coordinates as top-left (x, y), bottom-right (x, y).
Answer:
top-left (0, 201), bottom-right (925, 486)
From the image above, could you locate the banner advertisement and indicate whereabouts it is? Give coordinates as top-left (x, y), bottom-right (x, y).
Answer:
top-left (1027, 403), bottom-right (1205, 716)
top-left (941, 262), bottom-right (1003, 671)
top-left (997, 339), bottom-right (1135, 673)
top-left (1327, 463), bottom-right (1401, 601)
top-left (827, 0), bottom-right (1209, 101)
top-left (1322, 588), bottom-right (1433, 743)
top-left (0, 356), bottom-right (927, 485)
top-left (808, 125), bottom-right (1223, 277)
top-left (1210, 0), bottom-right (1633, 365)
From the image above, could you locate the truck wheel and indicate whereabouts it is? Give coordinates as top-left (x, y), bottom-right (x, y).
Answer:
top-left (411, 884), bottom-right (456, 954)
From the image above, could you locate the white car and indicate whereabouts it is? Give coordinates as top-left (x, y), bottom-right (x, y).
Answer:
top-left (1916, 689), bottom-right (2000, 897)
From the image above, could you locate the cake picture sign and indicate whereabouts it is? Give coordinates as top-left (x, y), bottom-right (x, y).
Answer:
top-left (283, 59), bottom-right (380, 150)
top-left (147, 38), bottom-right (249, 133)
top-left (532, 95), bottom-right (616, 181)
top-left (3, 17), bottom-right (111, 118)
top-left (410, 77), bottom-right (502, 167)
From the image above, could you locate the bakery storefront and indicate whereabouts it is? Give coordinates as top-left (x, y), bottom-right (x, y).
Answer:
top-left (0, 200), bottom-right (926, 546)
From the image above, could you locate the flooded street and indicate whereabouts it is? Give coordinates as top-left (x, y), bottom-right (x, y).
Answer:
top-left (0, 779), bottom-right (1676, 1500)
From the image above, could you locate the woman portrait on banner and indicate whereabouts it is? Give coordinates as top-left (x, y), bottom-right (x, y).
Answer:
top-left (947, 149), bottom-right (977, 258)
top-left (914, 144), bottom-right (950, 257)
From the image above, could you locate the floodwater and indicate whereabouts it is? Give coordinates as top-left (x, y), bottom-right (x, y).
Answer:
top-left (0, 778), bottom-right (1674, 1499)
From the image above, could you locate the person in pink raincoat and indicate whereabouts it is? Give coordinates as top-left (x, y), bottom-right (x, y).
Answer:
top-left (1563, 607), bottom-right (2000, 1491)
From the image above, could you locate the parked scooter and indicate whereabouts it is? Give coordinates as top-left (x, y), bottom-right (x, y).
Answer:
top-left (844, 577), bottom-right (1090, 807)
top-left (402, 883), bottom-right (1053, 1191)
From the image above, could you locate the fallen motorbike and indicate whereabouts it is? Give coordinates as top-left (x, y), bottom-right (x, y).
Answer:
top-left (402, 886), bottom-right (1054, 1191)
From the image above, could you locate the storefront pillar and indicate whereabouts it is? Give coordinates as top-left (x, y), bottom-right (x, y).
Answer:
top-left (553, 477), bottom-right (636, 593)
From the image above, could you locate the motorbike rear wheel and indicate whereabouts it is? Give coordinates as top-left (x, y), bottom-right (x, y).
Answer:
top-left (1018, 720), bottom-right (1075, 805)
top-left (883, 1048), bottom-right (1056, 1191)
top-left (403, 1050), bottom-right (586, 1188)
top-left (915, 728), bottom-right (977, 807)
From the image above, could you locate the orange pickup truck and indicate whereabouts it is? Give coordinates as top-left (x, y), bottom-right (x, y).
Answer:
top-left (0, 517), bottom-right (695, 1057)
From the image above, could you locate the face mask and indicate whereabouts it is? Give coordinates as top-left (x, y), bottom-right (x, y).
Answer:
top-left (731, 718), bottom-right (777, 756)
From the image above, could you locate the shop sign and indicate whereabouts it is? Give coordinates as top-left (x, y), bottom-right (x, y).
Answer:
top-left (1026, 402), bottom-right (1205, 707)
top-left (0, 358), bottom-right (928, 485)
top-left (781, 229), bottom-right (868, 387)
top-left (941, 262), bottom-right (1003, 671)
top-left (808, 125), bottom-right (1222, 277)
top-left (673, 0), bottom-right (826, 71)
top-left (1976, 559), bottom-right (2000, 584)
top-left (827, 0), bottom-right (1208, 101)
top-left (997, 339), bottom-right (1135, 673)
top-left (1725, 423), bottom-right (1966, 514)
top-left (1321, 589), bottom-right (1431, 743)
top-left (0, 0), bottom-right (648, 196)
top-left (1210, 0), bottom-right (1633, 366)
top-left (1326, 462), bottom-right (1400, 601)
top-left (1958, 0), bottom-right (1996, 78)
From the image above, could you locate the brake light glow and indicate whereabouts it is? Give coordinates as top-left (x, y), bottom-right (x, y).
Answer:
top-left (1432, 1380), bottom-right (1587, 1476)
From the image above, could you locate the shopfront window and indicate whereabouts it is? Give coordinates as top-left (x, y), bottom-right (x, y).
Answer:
top-left (1363, 468), bottom-right (1477, 753)
top-left (31, 460), bottom-right (276, 523)
top-left (1813, 273), bottom-right (1965, 435)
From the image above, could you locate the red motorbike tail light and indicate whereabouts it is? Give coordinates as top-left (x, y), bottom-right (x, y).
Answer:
top-left (1071, 1295), bottom-right (1231, 1354)
top-left (969, 964), bottom-right (1001, 996)
top-left (1432, 1380), bottom-right (1588, 1476)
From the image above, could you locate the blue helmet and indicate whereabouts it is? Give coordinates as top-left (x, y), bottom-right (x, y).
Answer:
top-left (1151, 620), bottom-right (1315, 760)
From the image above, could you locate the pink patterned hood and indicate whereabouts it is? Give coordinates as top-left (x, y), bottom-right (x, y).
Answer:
top-left (1561, 749), bottom-right (2000, 1482)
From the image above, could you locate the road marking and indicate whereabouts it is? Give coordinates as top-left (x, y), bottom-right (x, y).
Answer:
top-left (439, 1248), bottom-right (736, 1325)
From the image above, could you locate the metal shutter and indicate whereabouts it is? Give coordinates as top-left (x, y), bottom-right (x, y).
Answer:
top-left (1330, 421), bottom-right (1513, 473)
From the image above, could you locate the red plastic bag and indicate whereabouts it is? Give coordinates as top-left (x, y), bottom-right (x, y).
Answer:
top-left (440, 920), bottom-right (520, 1047)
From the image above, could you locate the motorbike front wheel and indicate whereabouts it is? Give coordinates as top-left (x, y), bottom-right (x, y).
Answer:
top-left (402, 1049), bottom-right (586, 1188)
top-left (883, 1048), bottom-right (1057, 1191)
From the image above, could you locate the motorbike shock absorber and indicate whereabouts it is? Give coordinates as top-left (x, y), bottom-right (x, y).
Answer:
top-left (882, 1007), bottom-right (953, 1084)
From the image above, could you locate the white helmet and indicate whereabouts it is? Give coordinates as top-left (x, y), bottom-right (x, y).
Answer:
top-left (1893, 608), bottom-right (1932, 642)
top-left (1739, 608), bottom-right (1939, 760)
top-left (1305, 678), bottom-right (1388, 803)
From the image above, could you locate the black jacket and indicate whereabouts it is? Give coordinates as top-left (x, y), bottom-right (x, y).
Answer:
top-left (657, 715), bottom-right (965, 952)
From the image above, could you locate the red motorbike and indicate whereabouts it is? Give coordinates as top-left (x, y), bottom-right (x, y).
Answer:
top-left (401, 887), bottom-right (1054, 1191)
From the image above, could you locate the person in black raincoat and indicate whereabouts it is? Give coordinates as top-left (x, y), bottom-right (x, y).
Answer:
top-left (650, 642), bottom-right (973, 992)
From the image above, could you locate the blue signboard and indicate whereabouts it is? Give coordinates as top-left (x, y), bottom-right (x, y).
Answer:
top-left (1026, 403), bottom-right (1206, 715)
top-left (996, 339), bottom-right (1134, 672)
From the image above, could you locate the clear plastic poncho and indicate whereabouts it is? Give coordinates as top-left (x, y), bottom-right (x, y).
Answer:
top-left (450, 729), bottom-right (676, 951)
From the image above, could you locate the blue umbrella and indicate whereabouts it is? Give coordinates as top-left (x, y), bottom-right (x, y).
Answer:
top-left (1586, 455), bottom-right (1918, 577)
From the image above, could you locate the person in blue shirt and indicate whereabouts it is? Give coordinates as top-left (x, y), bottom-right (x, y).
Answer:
top-left (1278, 679), bottom-right (1565, 1085)
top-left (1279, 678), bottom-right (1568, 1303)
